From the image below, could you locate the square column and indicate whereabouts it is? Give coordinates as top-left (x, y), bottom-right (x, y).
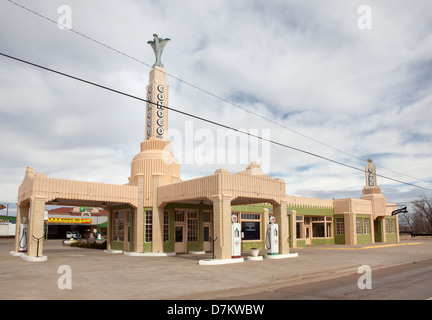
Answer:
top-left (289, 210), bottom-right (297, 248)
top-left (273, 200), bottom-right (289, 254)
top-left (146, 67), bottom-right (169, 140)
top-left (106, 207), bottom-right (112, 251)
top-left (263, 208), bottom-right (269, 234)
top-left (211, 194), bottom-right (232, 260)
top-left (344, 213), bottom-right (357, 245)
top-left (152, 173), bottom-right (165, 253)
top-left (27, 196), bottom-right (46, 257)
top-left (134, 174), bottom-right (145, 252)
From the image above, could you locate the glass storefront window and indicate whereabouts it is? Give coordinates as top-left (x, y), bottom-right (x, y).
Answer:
top-left (296, 222), bottom-right (303, 238)
top-left (336, 218), bottom-right (344, 235)
top-left (236, 212), bottom-right (261, 241)
top-left (145, 210), bottom-right (152, 242)
top-left (112, 211), bottom-right (124, 242)
top-left (241, 221), bottom-right (260, 240)
top-left (312, 222), bottom-right (325, 237)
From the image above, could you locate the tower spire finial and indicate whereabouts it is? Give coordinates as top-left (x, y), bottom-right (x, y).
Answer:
top-left (147, 34), bottom-right (170, 68)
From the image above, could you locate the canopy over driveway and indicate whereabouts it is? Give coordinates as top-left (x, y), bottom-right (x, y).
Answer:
top-left (14, 167), bottom-right (138, 258)
top-left (156, 163), bottom-right (290, 259)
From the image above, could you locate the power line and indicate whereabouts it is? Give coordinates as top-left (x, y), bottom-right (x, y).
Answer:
top-left (1, 51), bottom-right (431, 193)
top-left (7, 0), bottom-right (431, 187)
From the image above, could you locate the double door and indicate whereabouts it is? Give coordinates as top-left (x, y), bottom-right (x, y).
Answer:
top-left (174, 210), bottom-right (187, 253)
top-left (112, 209), bottom-right (131, 251)
top-left (174, 224), bottom-right (187, 253)
top-left (173, 209), bottom-right (213, 253)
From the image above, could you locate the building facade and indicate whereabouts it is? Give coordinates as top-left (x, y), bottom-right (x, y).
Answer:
top-left (0, 215), bottom-right (16, 237)
top-left (12, 35), bottom-right (399, 261)
top-left (46, 206), bottom-right (108, 239)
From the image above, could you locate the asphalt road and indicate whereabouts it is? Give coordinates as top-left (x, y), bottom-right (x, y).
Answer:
top-left (221, 258), bottom-right (432, 300)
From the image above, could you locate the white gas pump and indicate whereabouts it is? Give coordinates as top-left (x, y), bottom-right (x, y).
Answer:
top-left (18, 217), bottom-right (28, 253)
top-left (231, 214), bottom-right (241, 258)
top-left (265, 216), bottom-right (279, 255)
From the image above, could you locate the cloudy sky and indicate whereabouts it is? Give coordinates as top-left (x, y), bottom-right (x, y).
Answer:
top-left (1, 0), bottom-right (432, 215)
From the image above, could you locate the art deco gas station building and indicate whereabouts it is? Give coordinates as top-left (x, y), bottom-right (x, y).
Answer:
top-left (12, 35), bottom-right (399, 261)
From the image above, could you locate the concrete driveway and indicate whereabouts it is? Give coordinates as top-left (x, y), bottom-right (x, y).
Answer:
top-left (1, 237), bottom-right (431, 300)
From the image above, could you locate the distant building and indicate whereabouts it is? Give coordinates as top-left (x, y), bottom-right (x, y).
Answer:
top-left (0, 215), bottom-right (16, 237)
top-left (46, 207), bottom-right (108, 239)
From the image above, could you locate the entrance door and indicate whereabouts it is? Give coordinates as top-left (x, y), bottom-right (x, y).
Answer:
top-left (203, 226), bottom-right (212, 252)
top-left (174, 210), bottom-right (187, 253)
top-left (374, 219), bottom-right (382, 242)
top-left (174, 225), bottom-right (186, 253)
top-left (113, 210), bottom-right (130, 251)
top-left (305, 226), bottom-right (311, 245)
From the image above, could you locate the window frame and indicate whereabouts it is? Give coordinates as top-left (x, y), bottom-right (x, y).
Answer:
top-left (234, 211), bottom-right (262, 242)
top-left (336, 218), bottom-right (345, 235)
top-left (163, 210), bottom-right (169, 242)
top-left (310, 215), bottom-right (333, 238)
top-left (145, 210), bottom-right (152, 243)
top-left (112, 210), bottom-right (125, 242)
top-left (187, 209), bottom-right (199, 242)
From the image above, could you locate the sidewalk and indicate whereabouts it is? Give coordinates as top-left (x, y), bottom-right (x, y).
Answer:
top-left (1, 237), bottom-right (431, 300)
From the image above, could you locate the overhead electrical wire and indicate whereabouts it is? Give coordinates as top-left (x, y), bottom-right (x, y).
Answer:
top-left (6, 0), bottom-right (431, 187)
top-left (1, 51), bottom-right (431, 193)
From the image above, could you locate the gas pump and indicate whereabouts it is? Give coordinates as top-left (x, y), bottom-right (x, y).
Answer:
top-left (265, 216), bottom-right (278, 255)
top-left (231, 214), bottom-right (241, 258)
top-left (18, 217), bottom-right (28, 253)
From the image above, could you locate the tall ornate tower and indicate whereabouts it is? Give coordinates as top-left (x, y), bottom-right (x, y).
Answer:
top-left (145, 66), bottom-right (169, 140)
top-left (145, 34), bottom-right (170, 140)
top-left (130, 34), bottom-right (180, 206)
top-left (361, 159), bottom-right (386, 218)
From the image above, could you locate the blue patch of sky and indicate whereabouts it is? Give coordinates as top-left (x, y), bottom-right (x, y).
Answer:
top-left (402, 132), bottom-right (430, 146)
top-left (387, 58), bottom-right (432, 109)
top-left (362, 152), bottom-right (399, 162)
top-left (226, 91), bottom-right (263, 105)
top-left (191, 37), bottom-right (208, 54)
top-left (296, 165), bottom-right (313, 172)
top-left (226, 91), bottom-right (302, 118)
top-left (280, 110), bottom-right (304, 120)
top-left (252, 1), bottom-right (317, 34)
